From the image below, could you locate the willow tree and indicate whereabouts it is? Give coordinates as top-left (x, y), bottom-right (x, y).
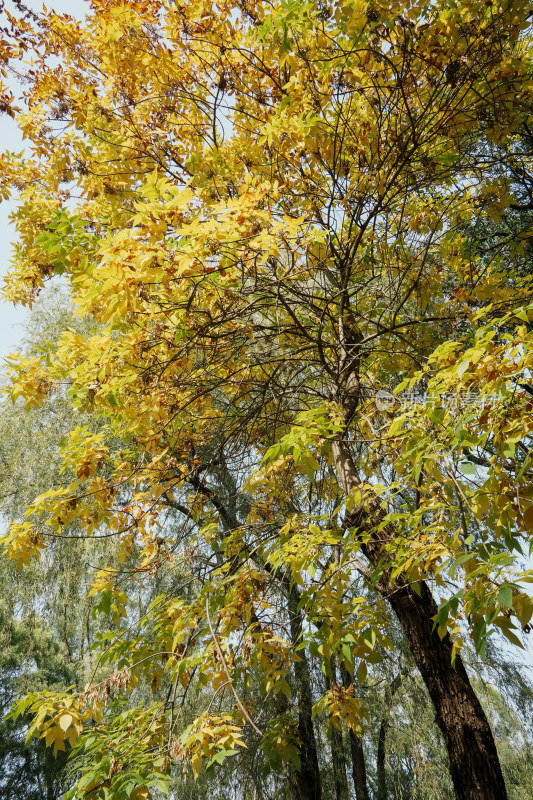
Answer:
top-left (1, 1), bottom-right (533, 799)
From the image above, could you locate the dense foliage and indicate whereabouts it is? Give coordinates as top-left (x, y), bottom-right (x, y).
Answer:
top-left (1, 1), bottom-right (533, 799)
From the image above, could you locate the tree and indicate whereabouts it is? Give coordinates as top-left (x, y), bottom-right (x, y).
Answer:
top-left (1, 1), bottom-right (533, 799)
top-left (0, 288), bottom-right (106, 798)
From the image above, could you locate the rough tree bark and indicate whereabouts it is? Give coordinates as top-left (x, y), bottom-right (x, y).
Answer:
top-left (331, 434), bottom-right (508, 800)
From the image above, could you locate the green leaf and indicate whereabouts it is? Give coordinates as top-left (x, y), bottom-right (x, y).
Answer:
top-left (427, 406), bottom-right (445, 424)
top-left (436, 601), bottom-right (449, 629)
top-left (498, 623), bottom-right (524, 649)
top-left (342, 642), bottom-right (352, 663)
top-left (449, 553), bottom-right (472, 579)
top-left (503, 441), bottom-right (516, 457)
top-left (459, 461), bottom-right (476, 475)
top-left (497, 586), bottom-right (513, 609)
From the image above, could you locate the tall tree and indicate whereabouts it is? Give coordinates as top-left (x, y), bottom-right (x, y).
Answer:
top-left (1, 1), bottom-right (533, 799)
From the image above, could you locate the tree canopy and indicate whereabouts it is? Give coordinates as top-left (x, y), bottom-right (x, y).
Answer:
top-left (1, 1), bottom-right (533, 799)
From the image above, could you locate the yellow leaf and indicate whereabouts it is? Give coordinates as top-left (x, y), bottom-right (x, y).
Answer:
top-left (522, 505), bottom-right (533, 532)
top-left (514, 594), bottom-right (533, 627)
top-left (191, 753), bottom-right (203, 780)
top-left (58, 713), bottom-right (73, 732)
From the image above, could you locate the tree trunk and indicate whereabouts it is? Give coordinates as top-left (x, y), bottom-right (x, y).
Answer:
top-left (288, 587), bottom-right (323, 800)
top-left (376, 714), bottom-right (387, 800)
top-left (339, 664), bottom-right (370, 800)
top-left (332, 436), bottom-right (508, 800)
top-left (329, 721), bottom-right (350, 800)
top-left (349, 728), bottom-right (370, 800)
top-left (376, 673), bottom-right (403, 800)
top-left (326, 659), bottom-right (350, 800)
